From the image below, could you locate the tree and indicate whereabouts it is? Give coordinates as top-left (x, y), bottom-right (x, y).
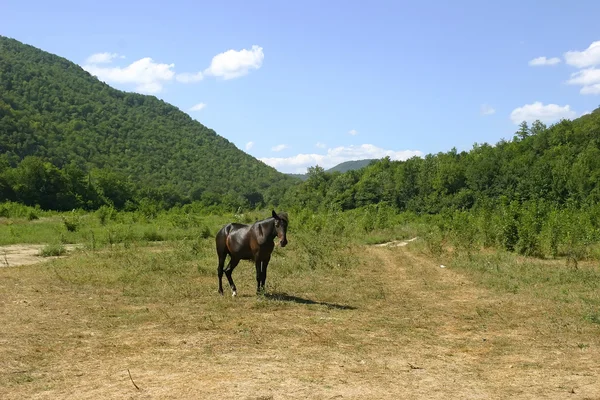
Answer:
top-left (515, 121), bottom-right (530, 141)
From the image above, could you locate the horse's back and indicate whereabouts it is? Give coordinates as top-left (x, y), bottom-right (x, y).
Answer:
top-left (216, 223), bottom-right (254, 259)
top-left (215, 223), bottom-right (237, 253)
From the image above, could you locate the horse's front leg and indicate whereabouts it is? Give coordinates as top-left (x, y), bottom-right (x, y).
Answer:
top-left (260, 257), bottom-right (271, 293)
top-left (255, 259), bottom-right (264, 295)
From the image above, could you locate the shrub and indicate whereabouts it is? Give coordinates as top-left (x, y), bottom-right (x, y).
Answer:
top-left (63, 216), bottom-right (79, 232)
top-left (39, 243), bottom-right (66, 257)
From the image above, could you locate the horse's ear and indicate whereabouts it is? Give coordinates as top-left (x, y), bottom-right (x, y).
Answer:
top-left (272, 210), bottom-right (279, 220)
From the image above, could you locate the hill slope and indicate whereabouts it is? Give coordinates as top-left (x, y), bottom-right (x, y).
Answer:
top-left (327, 159), bottom-right (376, 173)
top-left (286, 159), bottom-right (376, 180)
top-left (0, 36), bottom-right (294, 207)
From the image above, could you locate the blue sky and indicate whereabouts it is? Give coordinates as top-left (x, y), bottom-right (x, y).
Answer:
top-left (2, 0), bottom-right (600, 173)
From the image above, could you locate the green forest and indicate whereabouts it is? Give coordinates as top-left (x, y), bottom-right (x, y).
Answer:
top-left (0, 35), bottom-right (296, 211)
top-left (2, 35), bottom-right (600, 261)
top-left (284, 115), bottom-right (600, 213)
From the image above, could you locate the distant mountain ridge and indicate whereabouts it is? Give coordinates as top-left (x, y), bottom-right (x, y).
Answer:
top-left (287, 159), bottom-right (377, 180)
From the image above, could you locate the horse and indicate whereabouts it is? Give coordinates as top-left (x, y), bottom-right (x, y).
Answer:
top-left (215, 210), bottom-right (289, 296)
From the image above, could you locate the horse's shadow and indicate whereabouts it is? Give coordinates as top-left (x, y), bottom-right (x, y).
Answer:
top-left (264, 292), bottom-right (357, 310)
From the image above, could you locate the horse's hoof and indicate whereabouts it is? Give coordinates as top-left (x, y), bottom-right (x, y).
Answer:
top-left (232, 291), bottom-right (237, 297)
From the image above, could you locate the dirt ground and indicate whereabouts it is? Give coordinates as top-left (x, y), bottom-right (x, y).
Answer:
top-left (0, 244), bottom-right (80, 267)
top-left (1, 240), bottom-right (599, 399)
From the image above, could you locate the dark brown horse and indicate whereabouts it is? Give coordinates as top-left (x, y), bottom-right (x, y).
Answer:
top-left (216, 210), bottom-right (289, 296)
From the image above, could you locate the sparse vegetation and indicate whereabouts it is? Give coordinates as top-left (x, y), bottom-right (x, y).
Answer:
top-left (38, 243), bottom-right (66, 257)
top-left (1, 207), bottom-right (599, 398)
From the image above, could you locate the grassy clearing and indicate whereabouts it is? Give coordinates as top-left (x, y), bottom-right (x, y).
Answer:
top-left (1, 207), bottom-right (600, 398)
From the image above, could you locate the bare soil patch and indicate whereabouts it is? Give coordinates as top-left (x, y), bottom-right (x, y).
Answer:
top-left (373, 237), bottom-right (419, 247)
top-left (0, 244), bottom-right (81, 268)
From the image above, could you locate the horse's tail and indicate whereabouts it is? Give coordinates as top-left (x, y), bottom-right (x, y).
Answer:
top-left (215, 224), bottom-right (232, 255)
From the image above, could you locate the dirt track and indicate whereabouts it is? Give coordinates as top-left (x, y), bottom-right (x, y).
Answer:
top-left (1, 240), bottom-right (600, 399)
top-left (0, 244), bottom-right (80, 267)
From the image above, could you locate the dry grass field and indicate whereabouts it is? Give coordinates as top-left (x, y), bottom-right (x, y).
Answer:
top-left (2, 230), bottom-right (600, 399)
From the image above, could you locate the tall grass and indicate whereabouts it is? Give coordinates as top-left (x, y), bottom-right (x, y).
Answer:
top-left (2, 200), bottom-right (600, 328)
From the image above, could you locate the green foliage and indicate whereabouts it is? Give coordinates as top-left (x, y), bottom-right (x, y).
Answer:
top-left (279, 109), bottom-right (600, 238)
top-left (199, 225), bottom-right (212, 239)
top-left (499, 201), bottom-right (519, 252)
top-left (0, 35), bottom-right (295, 212)
top-left (3, 37), bottom-right (600, 265)
top-left (0, 202), bottom-right (47, 219)
top-left (142, 229), bottom-right (165, 242)
top-left (515, 201), bottom-right (544, 257)
top-left (62, 216), bottom-right (79, 232)
top-left (96, 205), bottom-right (116, 225)
top-left (448, 211), bottom-right (478, 257)
top-left (39, 243), bottom-right (66, 257)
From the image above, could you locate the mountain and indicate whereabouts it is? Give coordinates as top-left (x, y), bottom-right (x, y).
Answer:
top-left (327, 159), bottom-right (377, 173)
top-left (286, 159), bottom-right (377, 180)
top-left (0, 35), bottom-right (295, 209)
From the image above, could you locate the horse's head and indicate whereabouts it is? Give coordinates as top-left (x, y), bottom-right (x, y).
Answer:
top-left (272, 210), bottom-right (289, 247)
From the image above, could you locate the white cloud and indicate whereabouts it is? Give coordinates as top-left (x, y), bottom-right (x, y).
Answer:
top-left (245, 141), bottom-right (254, 150)
top-left (564, 41), bottom-right (600, 68)
top-left (580, 84), bottom-right (600, 95)
top-left (189, 102), bottom-right (206, 111)
top-left (510, 102), bottom-right (577, 125)
top-left (85, 52), bottom-right (122, 64)
top-left (271, 144), bottom-right (289, 152)
top-left (83, 44), bottom-right (264, 94)
top-left (204, 45), bottom-right (264, 80)
top-left (176, 72), bottom-right (204, 83)
top-left (83, 57), bottom-right (175, 94)
top-left (315, 142), bottom-right (326, 148)
top-left (566, 67), bottom-right (600, 94)
top-left (566, 68), bottom-right (600, 85)
top-left (480, 104), bottom-right (496, 115)
top-left (581, 110), bottom-right (592, 116)
top-left (348, 129), bottom-right (358, 136)
top-left (529, 56), bottom-right (561, 66)
top-left (259, 144), bottom-right (423, 174)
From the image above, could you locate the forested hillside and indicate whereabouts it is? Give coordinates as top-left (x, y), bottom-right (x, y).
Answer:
top-left (283, 113), bottom-right (600, 213)
top-left (0, 36), bottom-right (296, 210)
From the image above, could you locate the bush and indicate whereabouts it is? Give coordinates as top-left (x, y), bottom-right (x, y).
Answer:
top-left (63, 216), bottom-right (79, 232)
top-left (449, 211), bottom-right (478, 257)
top-left (499, 201), bottom-right (519, 252)
top-left (39, 243), bottom-right (66, 257)
top-left (142, 229), bottom-right (165, 242)
top-left (97, 205), bottom-right (116, 225)
top-left (539, 209), bottom-right (562, 258)
top-left (199, 225), bottom-right (212, 239)
top-left (516, 202), bottom-right (544, 257)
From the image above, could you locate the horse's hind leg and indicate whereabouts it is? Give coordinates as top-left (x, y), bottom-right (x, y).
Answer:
top-left (217, 252), bottom-right (226, 295)
top-left (224, 258), bottom-right (240, 297)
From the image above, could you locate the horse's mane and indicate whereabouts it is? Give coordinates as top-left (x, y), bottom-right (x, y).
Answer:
top-left (276, 211), bottom-right (289, 222)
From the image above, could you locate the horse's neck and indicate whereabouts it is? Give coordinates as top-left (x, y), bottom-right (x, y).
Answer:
top-left (256, 218), bottom-right (276, 240)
